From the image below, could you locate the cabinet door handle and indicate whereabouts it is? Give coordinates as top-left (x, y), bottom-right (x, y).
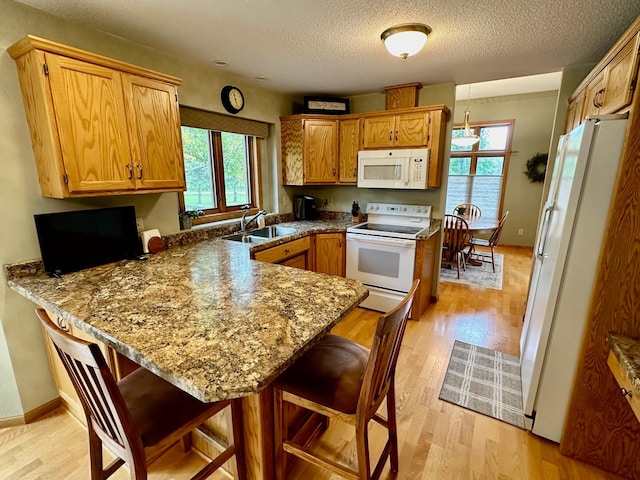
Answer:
top-left (285, 249), bottom-right (290, 254)
top-left (353, 167), bottom-right (357, 176)
top-left (389, 131), bottom-right (393, 141)
top-left (126, 163), bottom-right (133, 179)
top-left (333, 168), bottom-right (336, 176)
top-left (339, 239), bottom-right (342, 248)
top-left (395, 131), bottom-right (398, 142)
top-left (598, 88), bottom-right (606, 107)
top-left (136, 163), bottom-right (143, 179)
top-left (622, 387), bottom-right (633, 398)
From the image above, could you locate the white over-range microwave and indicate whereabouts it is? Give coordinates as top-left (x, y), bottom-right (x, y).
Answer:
top-left (357, 148), bottom-right (430, 189)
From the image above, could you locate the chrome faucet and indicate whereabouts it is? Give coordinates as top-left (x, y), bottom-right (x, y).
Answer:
top-left (240, 209), bottom-right (267, 232)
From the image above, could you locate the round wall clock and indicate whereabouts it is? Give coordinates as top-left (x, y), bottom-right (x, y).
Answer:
top-left (221, 85), bottom-right (244, 114)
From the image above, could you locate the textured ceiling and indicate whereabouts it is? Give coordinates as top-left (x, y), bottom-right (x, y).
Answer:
top-left (14, 0), bottom-right (640, 96)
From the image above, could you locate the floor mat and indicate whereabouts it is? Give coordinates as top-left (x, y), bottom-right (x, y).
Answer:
top-left (439, 340), bottom-right (525, 428)
top-left (440, 253), bottom-right (503, 290)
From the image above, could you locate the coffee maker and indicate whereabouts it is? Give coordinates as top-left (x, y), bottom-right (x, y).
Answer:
top-left (293, 195), bottom-right (316, 220)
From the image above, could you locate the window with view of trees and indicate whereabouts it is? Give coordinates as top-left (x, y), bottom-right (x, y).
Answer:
top-left (446, 120), bottom-right (514, 219)
top-left (180, 126), bottom-right (257, 218)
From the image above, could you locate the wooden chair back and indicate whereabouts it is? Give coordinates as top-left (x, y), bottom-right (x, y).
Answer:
top-left (454, 203), bottom-right (482, 219)
top-left (357, 279), bottom-right (419, 417)
top-left (488, 211), bottom-right (509, 246)
top-left (442, 214), bottom-right (469, 258)
top-left (37, 310), bottom-right (145, 470)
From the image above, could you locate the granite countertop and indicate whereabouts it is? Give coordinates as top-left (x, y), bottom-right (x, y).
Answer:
top-left (5, 218), bottom-right (370, 402)
top-left (607, 333), bottom-right (640, 397)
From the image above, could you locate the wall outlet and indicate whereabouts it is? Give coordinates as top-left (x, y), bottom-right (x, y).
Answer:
top-left (282, 194), bottom-right (290, 206)
top-left (327, 197), bottom-right (333, 207)
top-left (136, 217), bottom-right (144, 232)
top-left (518, 228), bottom-right (524, 236)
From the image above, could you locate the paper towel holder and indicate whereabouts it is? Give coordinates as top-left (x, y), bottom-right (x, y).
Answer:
top-left (141, 229), bottom-right (161, 254)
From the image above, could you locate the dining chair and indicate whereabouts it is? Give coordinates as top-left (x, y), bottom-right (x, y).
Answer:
top-left (36, 308), bottom-right (246, 480)
top-left (469, 211), bottom-right (509, 272)
top-left (441, 214), bottom-right (470, 279)
top-left (454, 203), bottom-right (482, 219)
top-left (272, 279), bottom-right (420, 480)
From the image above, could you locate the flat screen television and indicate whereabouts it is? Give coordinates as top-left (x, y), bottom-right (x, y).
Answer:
top-left (34, 206), bottom-right (142, 276)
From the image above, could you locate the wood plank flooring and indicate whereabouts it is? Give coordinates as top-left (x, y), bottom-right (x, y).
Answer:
top-left (0, 246), bottom-right (623, 479)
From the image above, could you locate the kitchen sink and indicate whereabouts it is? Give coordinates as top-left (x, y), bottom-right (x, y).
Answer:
top-left (247, 226), bottom-right (296, 238)
top-left (223, 233), bottom-right (268, 243)
top-left (222, 226), bottom-right (296, 243)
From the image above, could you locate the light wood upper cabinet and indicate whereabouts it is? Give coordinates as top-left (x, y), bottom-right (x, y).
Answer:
top-left (600, 33), bottom-right (640, 114)
top-left (8, 35), bottom-right (186, 198)
top-left (46, 54), bottom-right (134, 194)
top-left (362, 111), bottom-right (428, 148)
top-left (572, 32), bottom-right (640, 128)
top-left (303, 119), bottom-right (338, 183)
top-left (583, 69), bottom-right (606, 119)
top-left (565, 89), bottom-right (586, 133)
top-left (314, 233), bottom-right (345, 277)
top-left (338, 118), bottom-right (360, 184)
top-left (362, 115), bottom-right (395, 148)
top-left (281, 116), bottom-right (339, 185)
top-left (123, 74), bottom-right (185, 190)
top-left (281, 106), bottom-right (448, 187)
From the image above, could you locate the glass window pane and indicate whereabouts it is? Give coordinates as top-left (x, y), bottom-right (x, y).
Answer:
top-left (445, 176), bottom-right (472, 214)
top-left (470, 176), bottom-right (503, 219)
top-left (451, 129), bottom-right (474, 151)
top-left (181, 126), bottom-right (216, 211)
top-left (221, 132), bottom-right (250, 207)
top-left (476, 157), bottom-right (504, 175)
top-left (479, 126), bottom-right (509, 150)
top-left (449, 157), bottom-right (471, 175)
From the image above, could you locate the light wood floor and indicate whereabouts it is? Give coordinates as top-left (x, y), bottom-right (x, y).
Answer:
top-left (0, 246), bottom-right (623, 479)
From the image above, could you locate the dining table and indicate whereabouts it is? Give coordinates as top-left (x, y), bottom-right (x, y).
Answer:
top-left (455, 215), bottom-right (499, 266)
top-left (458, 215), bottom-right (499, 235)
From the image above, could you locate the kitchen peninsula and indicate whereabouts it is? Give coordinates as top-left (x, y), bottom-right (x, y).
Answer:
top-left (5, 231), bottom-right (368, 480)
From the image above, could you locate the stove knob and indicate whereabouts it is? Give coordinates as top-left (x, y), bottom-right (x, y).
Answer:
top-left (402, 207), bottom-right (407, 212)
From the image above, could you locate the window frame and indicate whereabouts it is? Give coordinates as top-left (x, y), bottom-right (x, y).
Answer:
top-left (178, 128), bottom-right (263, 226)
top-left (448, 119), bottom-right (514, 218)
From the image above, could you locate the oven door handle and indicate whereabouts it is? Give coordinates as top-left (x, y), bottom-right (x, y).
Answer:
top-left (347, 234), bottom-right (416, 248)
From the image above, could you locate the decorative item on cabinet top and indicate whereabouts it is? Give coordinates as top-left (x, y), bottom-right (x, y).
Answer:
top-left (8, 35), bottom-right (186, 199)
top-left (304, 96), bottom-right (350, 115)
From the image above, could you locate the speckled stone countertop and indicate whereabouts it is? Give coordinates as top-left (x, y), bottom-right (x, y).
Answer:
top-left (607, 333), bottom-right (640, 397)
top-left (6, 219), bottom-right (371, 402)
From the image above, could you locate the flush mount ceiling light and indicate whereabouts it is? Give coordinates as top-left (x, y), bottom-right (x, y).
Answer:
top-left (381, 23), bottom-right (432, 60)
top-left (451, 85), bottom-right (480, 147)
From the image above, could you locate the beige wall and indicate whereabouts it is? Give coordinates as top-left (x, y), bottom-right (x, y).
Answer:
top-left (452, 91), bottom-right (559, 246)
top-left (0, 0), bottom-right (292, 419)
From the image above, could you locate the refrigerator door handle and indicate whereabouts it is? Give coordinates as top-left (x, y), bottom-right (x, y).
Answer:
top-left (536, 202), bottom-right (555, 259)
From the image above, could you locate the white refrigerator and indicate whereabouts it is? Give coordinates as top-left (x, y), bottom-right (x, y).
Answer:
top-left (519, 114), bottom-right (628, 442)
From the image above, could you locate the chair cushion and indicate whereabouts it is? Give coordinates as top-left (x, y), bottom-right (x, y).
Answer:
top-left (273, 334), bottom-right (369, 414)
top-left (118, 367), bottom-right (217, 447)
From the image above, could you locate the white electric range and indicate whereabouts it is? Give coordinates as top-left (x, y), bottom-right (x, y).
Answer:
top-left (346, 202), bottom-right (431, 312)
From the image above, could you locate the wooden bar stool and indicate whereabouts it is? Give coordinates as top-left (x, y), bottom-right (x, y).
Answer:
top-left (36, 308), bottom-right (246, 480)
top-left (272, 280), bottom-right (419, 480)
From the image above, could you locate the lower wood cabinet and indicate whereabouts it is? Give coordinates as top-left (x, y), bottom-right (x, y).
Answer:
top-left (413, 235), bottom-right (437, 318)
top-left (314, 233), bottom-right (345, 277)
top-left (252, 236), bottom-right (313, 270)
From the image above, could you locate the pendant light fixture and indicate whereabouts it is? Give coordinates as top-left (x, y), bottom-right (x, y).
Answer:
top-left (451, 85), bottom-right (480, 147)
top-left (381, 23), bottom-right (432, 60)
